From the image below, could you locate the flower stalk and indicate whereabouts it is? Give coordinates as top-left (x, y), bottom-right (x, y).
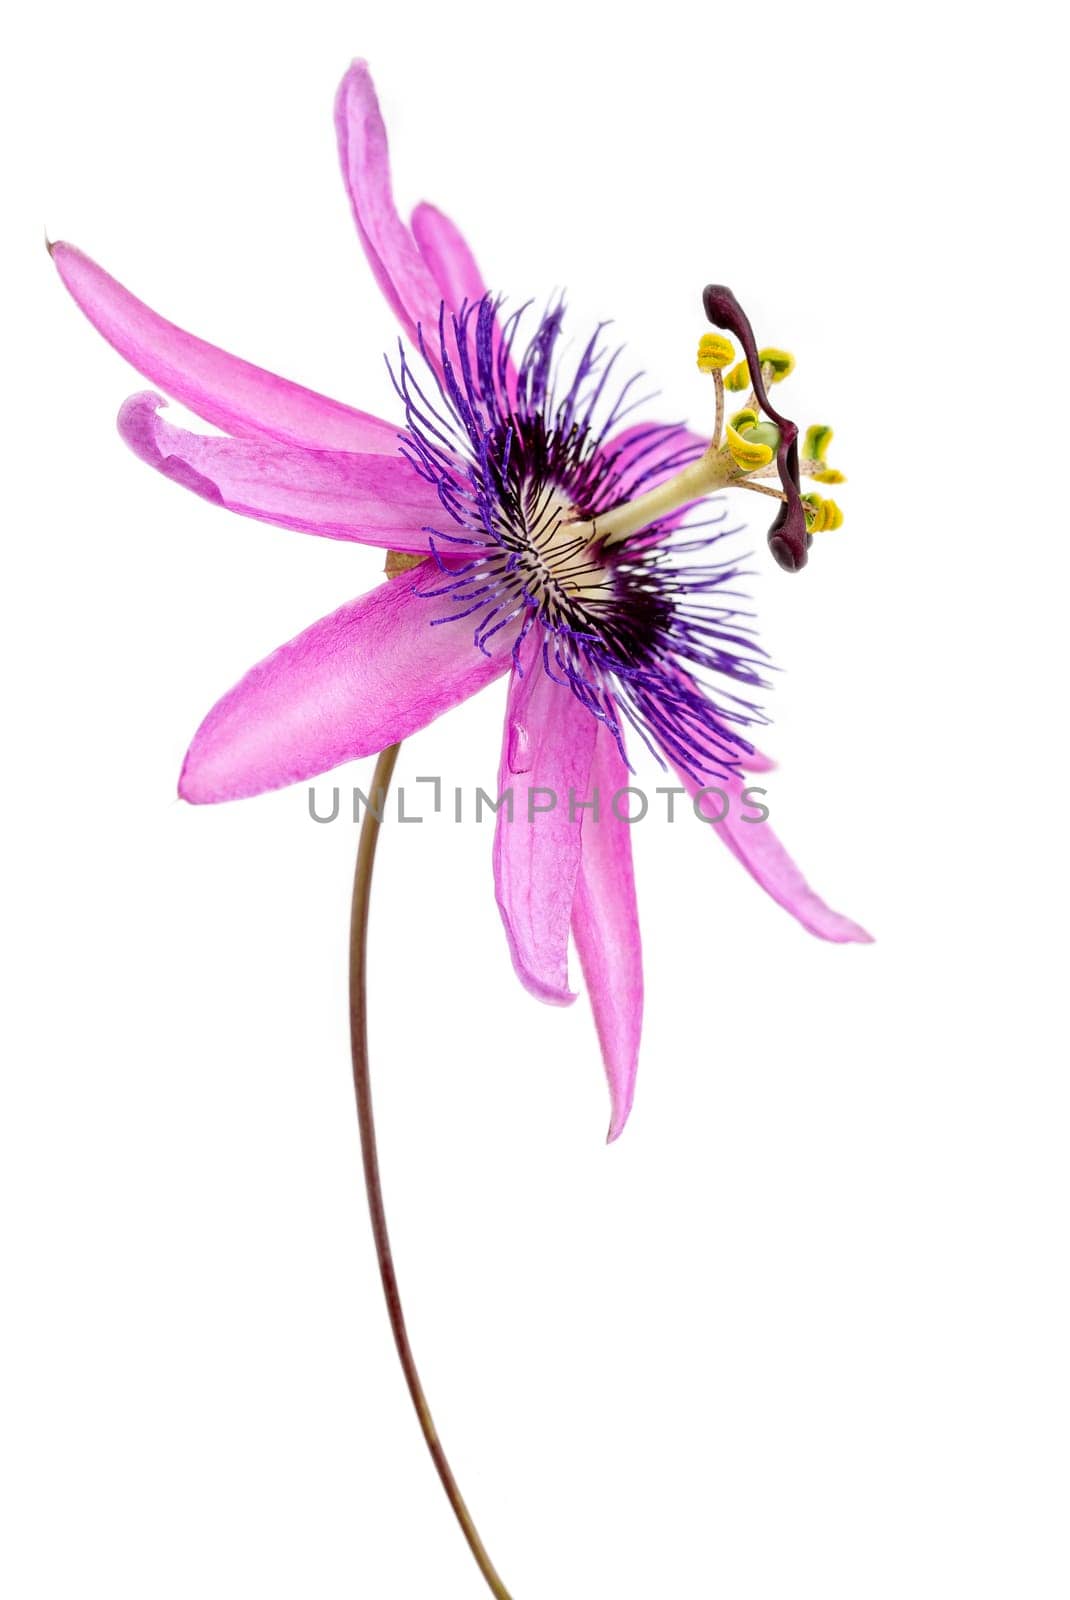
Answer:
top-left (348, 741), bottom-right (514, 1600)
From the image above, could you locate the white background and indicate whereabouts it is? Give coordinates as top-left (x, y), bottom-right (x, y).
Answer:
top-left (3, 2), bottom-right (1067, 1596)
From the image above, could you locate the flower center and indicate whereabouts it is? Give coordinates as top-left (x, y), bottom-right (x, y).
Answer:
top-left (388, 290), bottom-right (847, 778)
top-left (501, 485), bottom-right (615, 630)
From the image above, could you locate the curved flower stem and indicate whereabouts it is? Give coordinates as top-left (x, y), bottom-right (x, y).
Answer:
top-left (348, 742), bottom-right (515, 1600)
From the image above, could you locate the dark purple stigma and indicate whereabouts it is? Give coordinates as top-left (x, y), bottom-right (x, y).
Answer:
top-left (702, 284), bottom-right (809, 573)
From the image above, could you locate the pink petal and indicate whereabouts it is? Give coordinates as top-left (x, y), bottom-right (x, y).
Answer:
top-left (50, 242), bottom-right (399, 454)
top-left (118, 393), bottom-right (439, 552)
top-left (675, 765), bottom-right (873, 944)
top-left (180, 566), bottom-right (514, 804)
top-left (740, 745), bottom-right (777, 773)
top-left (571, 724), bottom-right (644, 1142)
top-left (334, 62), bottom-right (443, 346)
top-left (493, 638), bottom-right (597, 1004)
top-left (411, 202), bottom-right (487, 313)
top-left (412, 201), bottom-right (519, 407)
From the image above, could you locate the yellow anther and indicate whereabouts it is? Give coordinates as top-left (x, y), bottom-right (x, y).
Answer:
top-left (802, 493), bottom-right (845, 533)
top-left (802, 494), bottom-right (823, 530)
top-left (724, 360), bottom-right (750, 392)
top-left (726, 422), bottom-right (774, 471)
top-left (729, 407), bottom-right (759, 432)
top-left (802, 424), bottom-right (844, 483)
top-left (759, 347), bottom-right (795, 383)
top-left (697, 332), bottom-right (735, 372)
top-left (804, 423), bottom-right (834, 462)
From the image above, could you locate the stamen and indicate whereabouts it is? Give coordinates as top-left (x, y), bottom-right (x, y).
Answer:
top-left (702, 284), bottom-right (810, 572)
top-left (801, 493), bottom-right (844, 534)
top-left (803, 423), bottom-right (846, 484)
top-left (758, 347), bottom-right (795, 382)
top-left (725, 422), bottom-right (774, 472)
top-left (696, 333), bottom-right (735, 372)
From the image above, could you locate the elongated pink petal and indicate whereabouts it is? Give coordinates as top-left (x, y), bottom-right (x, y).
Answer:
top-left (740, 745), bottom-right (777, 773)
top-left (675, 764), bottom-right (872, 943)
top-left (572, 724), bottom-right (644, 1142)
top-left (118, 393), bottom-right (440, 552)
top-left (334, 62), bottom-right (443, 345)
top-left (412, 201), bottom-right (520, 406)
top-left (50, 242), bottom-right (399, 454)
top-left (493, 639), bottom-right (597, 1004)
top-left (411, 202), bottom-right (487, 313)
top-left (180, 566), bottom-right (514, 804)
